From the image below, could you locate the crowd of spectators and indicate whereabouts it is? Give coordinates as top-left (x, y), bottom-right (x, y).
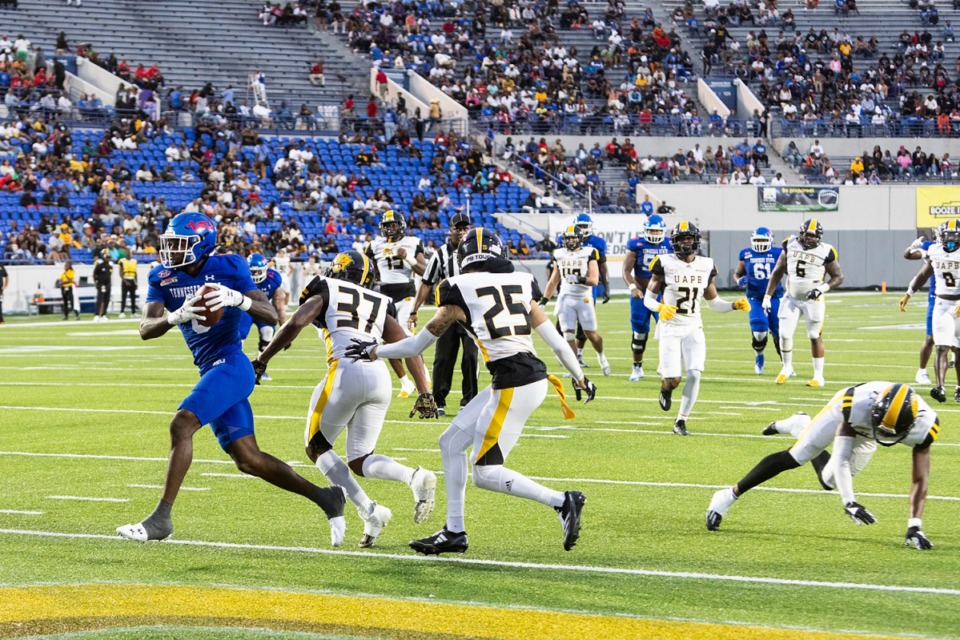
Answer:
top-left (782, 138), bottom-right (956, 183)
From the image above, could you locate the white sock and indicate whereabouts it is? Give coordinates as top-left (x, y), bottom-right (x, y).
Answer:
top-left (780, 339), bottom-right (793, 370)
top-left (361, 453), bottom-right (414, 484)
top-left (399, 375), bottom-right (413, 389)
top-left (812, 357), bottom-right (824, 378)
top-left (316, 450), bottom-right (370, 510)
top-left (472, 464), bottom-right (564, 508)
top-left (678, 370), bottom-right (701, 420)
top-left (577, 348), bottom-right (583, 357)
top-left (438, 424), bottom-right (473, 533)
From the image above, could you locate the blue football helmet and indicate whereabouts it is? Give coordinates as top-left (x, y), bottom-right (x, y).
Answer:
top-left (643, 214), bottom-right (667, 244)
top-left (159, 212), bottom-right (218, 269)
top-left (574, 213), bottom-right (593, 239)
top-left (751, 227), bottom-right (773, 253)
top-left (941, 219), bottom-right (960, 253)
top-left (248, 253), bottom-right (268, 284)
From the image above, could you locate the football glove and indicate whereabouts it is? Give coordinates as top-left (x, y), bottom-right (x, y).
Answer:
top-left (657, 302), bottom-right (678, 321)
top-left (573, 377), bottom-right (598, 404)
top-left (565, 273), bottom-right (585, 285)
top-left (733, 297), bottom-right (750, 311)
top-left (761, 294), bottom-right (772, 313)
top-left (251, 358), bottom-right (268, 385)
top-left (409, 392), bottom-right (439, 419)
top-left (203, 283), bottom-right (250, 311)
top-left (601, 290), bottom-right (610, 304)
top-left (258, 338), bottom-right (270, 353)
top-left (806, 288), bottom-right (823, 301)
top-left (954, 302), bottom-right (960, 318)
top-left (736, 275), bottom-right (748, 288)
top-left (538, 296), bottom-right (550, 306)
top-left (910, 236), bottom-right (925, 250)
top-left (345, 337), bottom-right (379, 361)
top-left (905, 523), bottom-right (933, 550)
top-left (899, 293), bottom-right (911, 312)
top-left (167, 294), bottom-right (205, 325)
top-left (844, 501), bottom-right (877, 525)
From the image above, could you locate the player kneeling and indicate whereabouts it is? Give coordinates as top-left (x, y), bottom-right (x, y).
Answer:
top-left (706, 382), bottom-right (938, 550)
top-left (254, 251), bottom-right (438, 548)
top-left (347, 229), bottom-right (597, 555)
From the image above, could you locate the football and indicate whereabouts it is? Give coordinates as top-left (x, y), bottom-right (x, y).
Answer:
top-left (195, 284), bottom-right (223, 327)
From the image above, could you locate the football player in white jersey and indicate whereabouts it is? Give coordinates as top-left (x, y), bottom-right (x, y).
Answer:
top-left (540, 224), bottom-right (611, 376)
top-left (364, 210), bottom-right (427, 398)
top-left (253, 251), bottom-right (438, 548)
top-left (763, 218), bottom-right (844, 387)
top-left (645, 221), bottom-right (749, 436)
top-left (900, 219), bottom-right (960, 403)
top-left (346, 229), bottom-right (598, 555)
top-left (707, 382), bottom-right (939, 550)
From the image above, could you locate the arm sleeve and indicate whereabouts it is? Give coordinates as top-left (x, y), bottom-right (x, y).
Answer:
top-left (643, 289), bottom-right (662, 313)
top-left (376, 327), bottom-right (439, 359)
top-left (535, 320), bottom-right (584, 380)
top-left (422, 252), bottom-right (442, 286)
top-left (832, 434), bottom-right (857, 505)
top-left (706, 296), bottom-right (734, 313)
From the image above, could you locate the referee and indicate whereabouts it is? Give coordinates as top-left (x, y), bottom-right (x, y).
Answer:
top-left (410, 212), bottom-right (478, 416)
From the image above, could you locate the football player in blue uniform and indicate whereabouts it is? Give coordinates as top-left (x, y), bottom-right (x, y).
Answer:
top-left (239, 253), bottom-right (284, 381)
top-left (903, 234), bottom-right (937, 385)
top-left (116, 212), bottom-right (346, 545)
top-left (622, 215), bottom-right (672, 381)
top-left (733, 227), bottom-right (784, 375)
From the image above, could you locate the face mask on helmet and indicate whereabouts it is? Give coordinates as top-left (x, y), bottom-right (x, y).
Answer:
top-left (564, 231), bottom-right (581, 251)
top-left (869, 384), bottom-right (918, 447)
top-left (644, 217), bottom-right (666, 244)
top-left (248, 254), bottom-right (268, 284)
top-left (798, 220), bottom-right (822, 249)
top-left (751, 228), bottom-right (772, 252)
top-left (159, 215), bottom-right (217, 269)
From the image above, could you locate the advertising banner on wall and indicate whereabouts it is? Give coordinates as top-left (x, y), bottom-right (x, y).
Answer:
top-left (915, 187), bottom-right (960, 229)
top-left (757, 186), bottom-right (839, 212)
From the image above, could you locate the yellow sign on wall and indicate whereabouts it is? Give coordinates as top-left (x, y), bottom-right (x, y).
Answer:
top-left (916, 186), bottom-right (960, 228)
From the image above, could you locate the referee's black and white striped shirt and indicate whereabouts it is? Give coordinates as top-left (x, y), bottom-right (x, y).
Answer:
top-left (422, 242), bottom-right (460, 286)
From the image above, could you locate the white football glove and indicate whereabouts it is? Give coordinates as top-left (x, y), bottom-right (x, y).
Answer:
top-left (761, 294), bottom-right (772, 313)
top-left (910, 236), bottom-right (925, 250)
top-left (565, 273), bottom-right (583, 285)
top-left (167, 294), bottom-right (206, 325)
top-left (202, 283), bottom-right (251, 311)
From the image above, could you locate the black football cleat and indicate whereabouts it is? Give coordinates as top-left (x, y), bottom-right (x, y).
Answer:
top-left (955, 387), bottom-right (960, 403)
top-left (931, 387), bottom-right (947, 403)
top-left (706, 510), bottom-right (723, 531)
top-left (673, 419), bottom-right (689, 436)
top-left (410, 528), bottom-right (468, 555)
top-left (556, 491), bottom-right (586, 551)
top-left (659, 386), bottom-right (673, 411)
top-left (761, 422), bottom-right (779, 436)
top-left (436, 407), bottom-right (446, 417)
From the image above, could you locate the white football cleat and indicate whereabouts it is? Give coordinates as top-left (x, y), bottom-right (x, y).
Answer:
top-left (358, 502), bottom-right (392, 548)
top-left (116, 522), bottom-right (171, 542)
top-left (629, 365), bottom-right (644, 382)
top-left (118, 312), bottom-right (126, 319)
top-left (328, 515), bottom-right (346, 547)
top-left (409, 466), bottom-right (437, 524)
top-left (916, 369), bottom-right (931, 385)
top-left (398, 377), bottom-right (416, 398)
top-left (598, 353), bottom-right (611, 376)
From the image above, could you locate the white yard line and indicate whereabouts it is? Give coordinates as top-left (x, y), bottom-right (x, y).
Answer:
top-left (0, 528), bottom-right (957, 598)
top-left (127, 484), bottom-right (209, 492)
top-left (46, 496), bottom-right (129, 503)
top-left (0, 509), bottom-right (43, 515)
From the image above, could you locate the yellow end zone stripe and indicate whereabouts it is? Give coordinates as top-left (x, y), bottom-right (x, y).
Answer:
top-left (0, 585), bottom-right (907, 640)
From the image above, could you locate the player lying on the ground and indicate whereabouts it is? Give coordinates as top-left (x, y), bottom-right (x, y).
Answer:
top-left (116, 212), bottom-right (346, 544)
top-left (706, 382), bottom-right (938, 550)
top-left (253, 251), bottom-right (438, 548)
top-left (346, 229), bottom-right (597, 555)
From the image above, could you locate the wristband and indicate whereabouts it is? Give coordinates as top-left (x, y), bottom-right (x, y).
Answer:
top-left (908, 517), bottom-right (922, 529)
top-left (239, 295), bottom-right (253, 311)
top-left (906, 286), bottom-right (915, 297)
top-left (818, 283), bottom-right (831, 294)
top-left (628, 282), bottom-right (638, 291)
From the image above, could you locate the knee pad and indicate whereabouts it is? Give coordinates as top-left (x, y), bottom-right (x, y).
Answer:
top-left (563, 330), bottom-right (576, 342)
top-left (685, 369), bottom-right (702, 385)
top-left (807, 326), bottom-right (822, 340)
top-left (751, 331), bottom-right (768, 351)
top-left (632, 331), bottom-right (648, 354)
top-left (780, 336), bottom-right (793, 353)
top-left (472, 464), bottom-right (501, 491)
top-left (306, 432), bottom-right (333, 456)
